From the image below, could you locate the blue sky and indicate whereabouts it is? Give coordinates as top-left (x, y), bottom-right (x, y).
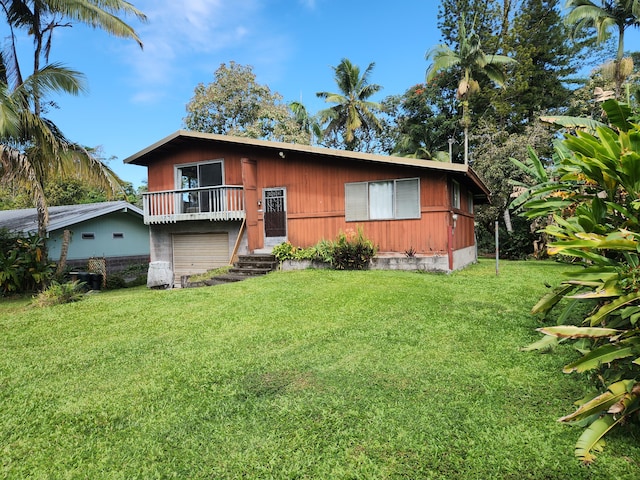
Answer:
top-left (21, 1), bottom-right (637, 188)
top-left (35, 0), bottom-right (444, 188)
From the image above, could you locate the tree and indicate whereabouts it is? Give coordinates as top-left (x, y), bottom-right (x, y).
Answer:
top-left (565, 0), bottom-right (640, 96)
top-left (426, 13), bottom-right (516, 164)
top-left (0, 64), bottom-right (123, 238)
top-left (1, 0), bottom-right (147, 115)
top-left (184, 62), bottom-right (309, 144)
top-left (315, 58), bottom-right (383, 152)
top-left (0, 0), bottom-right (146, 239)
top-left (491, 0), bottom-right (585, 130)
top-left (379, 81), bottom-right (459, 160)
top-left (566, 51), bottom-right (640, 122)
top-left (471, 119), bottom-right (556, 257)
top-left (289, 101), bottom-right (323, 144)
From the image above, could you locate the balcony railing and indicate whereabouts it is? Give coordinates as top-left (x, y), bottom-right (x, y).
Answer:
top-left (143, 185), bottom-right (245, 224)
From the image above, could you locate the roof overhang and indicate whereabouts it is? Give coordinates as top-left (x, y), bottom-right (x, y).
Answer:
top-left (0, 201), bottom-right (144, 235)
top-left (124, 130), bottom-right (491, 203)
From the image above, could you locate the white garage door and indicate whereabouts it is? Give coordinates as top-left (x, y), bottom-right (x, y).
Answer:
top-left (173, 233), bottom-right (229, 286)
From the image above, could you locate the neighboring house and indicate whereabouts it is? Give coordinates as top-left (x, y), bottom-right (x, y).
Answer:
top-left (0, 201), bottom-right (150, 274)
top-left (124, 131), bottom-right (491, 285)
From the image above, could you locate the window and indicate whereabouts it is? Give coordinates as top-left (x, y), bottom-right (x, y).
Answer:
top-left (81, 233), bottom-right (95, 240)
top-left (176, 161), bottom-right (224, 213)
top-left (176, 161), bottom-right (223, 190)
top-left (451, 180), bottom-right (461, 209)
top-left (467, 193), bottom-right (474, 214)
top-left (113, 232), bottom-right (124, 239)
top-left (345, 178), bottom-right (420, 221)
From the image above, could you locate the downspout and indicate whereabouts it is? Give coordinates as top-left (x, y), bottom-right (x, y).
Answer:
top-left (447, 222), bottom-right (454, 272)
top-left (447, 211), bottom-right (458, 272)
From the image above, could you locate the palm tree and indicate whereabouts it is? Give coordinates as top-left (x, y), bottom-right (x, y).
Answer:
top-left (316, 59), bottom-right (383, 151)
top-left (0, 0), bottom-right (145, 238)
top-left (290, 101), bottom-right (323, 145)
top-left (0, 0), bottom-right (146, 114)
top-left (0, 63), bottom-right (123, 238)
top-left (425, 16), bottom-right (516, 165)
top-left (565, 0), bottom-right (640, 96)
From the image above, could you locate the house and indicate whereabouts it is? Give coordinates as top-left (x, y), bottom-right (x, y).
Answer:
top-left (0, 201), bottom-right (150, 274)
top-left (124, 131), bottom-right (490, 285)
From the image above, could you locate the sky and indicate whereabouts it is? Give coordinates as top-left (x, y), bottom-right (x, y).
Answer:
top-left (29, 0), bottom-right (444, 188)
top-left (14, 1), bottom-right (638, 189)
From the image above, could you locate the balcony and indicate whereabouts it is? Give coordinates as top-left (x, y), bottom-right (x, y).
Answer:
top-left (143, 185), bottom-right (245, 224)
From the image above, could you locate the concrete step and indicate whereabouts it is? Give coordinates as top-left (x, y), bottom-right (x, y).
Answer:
top-left (211, 273), bottom-right (248, 283)
top-left (228, 266), bottom-right (274, 276)
top-left (237, 254), bottom-right (276, 263)
top-left (211, 253), bottom-right (279, 284)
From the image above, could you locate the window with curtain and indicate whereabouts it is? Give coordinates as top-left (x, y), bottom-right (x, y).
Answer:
top-left (345, 178), bottom-right (420, 221)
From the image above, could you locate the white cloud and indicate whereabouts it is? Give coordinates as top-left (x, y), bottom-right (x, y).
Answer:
top-left (123, 0), bottom-right (270, 104)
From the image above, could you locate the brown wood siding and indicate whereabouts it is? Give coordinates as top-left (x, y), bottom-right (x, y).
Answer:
top-left (251, 154), bottom-right (456, 254)
top-left (283, 212), bottom-right (449, 254)
top-left (146, 143), bottom-right (478, 255)
top-left (147, 144), bottom-right (244, 191)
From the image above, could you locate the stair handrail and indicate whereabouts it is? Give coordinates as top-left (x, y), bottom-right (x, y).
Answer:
top-left (229, 217), bottom-right (246, 265)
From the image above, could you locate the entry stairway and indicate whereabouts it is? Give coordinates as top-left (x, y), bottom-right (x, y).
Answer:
top-left (213, 254), bottom-right (279, 284)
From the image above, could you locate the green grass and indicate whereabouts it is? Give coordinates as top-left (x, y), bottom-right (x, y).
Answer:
top-left (1, 259), bottom-right (640, 479)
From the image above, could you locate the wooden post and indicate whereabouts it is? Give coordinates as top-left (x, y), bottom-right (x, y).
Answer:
top-left (229, 217), bottom-right (246, 265)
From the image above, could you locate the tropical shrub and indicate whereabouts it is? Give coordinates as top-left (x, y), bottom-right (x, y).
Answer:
top-left (331, 228), bottom-right (376, 270)
top-left (313, 239), bottom-right (334, 264)
top-left (272, 228), bottom-right (376, 270)
top-left (33, 280), bottom-right (85, 307)
top-left (521, 100), bottom-right (640, 463)
top-left (0, 230), bottom-right (54, 295)
top-left (272, 241), bottom-right (316, 262)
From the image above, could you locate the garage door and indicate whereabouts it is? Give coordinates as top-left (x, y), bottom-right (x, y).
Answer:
top-left (173, 233), bottom-right (229, 286)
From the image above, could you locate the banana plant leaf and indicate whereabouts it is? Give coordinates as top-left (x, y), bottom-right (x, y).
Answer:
top-left (601, 99), bottom-right (632, 132)
top-left (540, 115), bottom-right (607, 134)
top-left (531, 283), bottom-right (578, 316)
top-left (546, 248), bottom-right (618, 266)
top-left (547, 233), bottom-right (637, 252)
top-left (520, 334), bottom-right (561, 352)
top-left (565, 276), bottom-right (619, 299)
top-left (520, 198), bottom-right (574, 218)
top-left (566, 287), bottom-right (622, 299)
top-left (574, 414), bottom-right (616, 464)
top-left (561, 267), bottom-right (618, 282)
top-left (588, 291), bottom-right (640, 326)
top-left (564, 280), bottom-right (605, 288)
top-left (538, 326), bottom-right (622, 340)
top-left (559, 379), bottom-right (635, 423)
top-left (562, 337), bottom-right (640, 373)
top-left (573, 393), bottom-right (640, 464)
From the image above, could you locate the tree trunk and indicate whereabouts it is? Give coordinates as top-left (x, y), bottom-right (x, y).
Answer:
top-left (464, 125), bottom-right (469, 165)
top-left (56, 229), bottom-right (71, 275)
top-left (503, 209), bottom-right (513, 233)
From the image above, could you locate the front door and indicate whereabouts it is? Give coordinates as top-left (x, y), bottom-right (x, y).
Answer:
top-left (264, 187), bottom-right (287, 247)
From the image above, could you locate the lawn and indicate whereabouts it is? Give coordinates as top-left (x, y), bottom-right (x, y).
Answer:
top-left (1, 259), bottom-right (639, 479)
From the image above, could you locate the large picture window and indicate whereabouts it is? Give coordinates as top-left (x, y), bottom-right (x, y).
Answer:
top-left (175, 161), bottom-right (224, 213)
top-left (345, 178), bottom-right (420, 221)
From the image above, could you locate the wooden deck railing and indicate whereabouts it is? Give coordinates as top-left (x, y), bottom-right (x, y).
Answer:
top-left (142, 186), bottom-right (245, 224)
